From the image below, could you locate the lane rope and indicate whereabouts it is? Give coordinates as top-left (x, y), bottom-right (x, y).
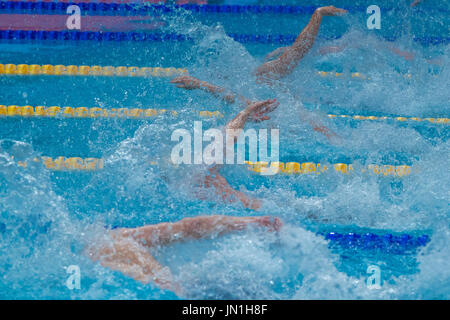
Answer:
top-left (0, 3), bottom-right (387, 15)
top-left (112, 223), bottom-right (430, 250)
top-left (0, 63), bottom-right (403, 80)
top-left (245, 161), bottom-right (414, 177)
top-left (321, 232), bottom-right (429, 251)
top-left (1, 63), bottom-right (445, 84)
top-left (0, 63), bottom-right (187, 77)
top-left (1, 2), bottom-right (448, 15)
top-left (0, 30), bottom-right (447, 45)
top-left (0, 105), bottom-right (223, 118)
top-left (10, 155), bottom-right (415, 178)
top-left (12, 155), bottom-right (104, 171)
top-left (316, 71), bottom-right (426, 80)
top-left (1, 104), bottom-right (448, 125)
top-left (0, 29), bottom-right (190, 42)
top-left (327, 113), bottom-right (449, 124)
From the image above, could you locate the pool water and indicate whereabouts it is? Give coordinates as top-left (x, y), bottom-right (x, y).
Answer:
top-left (0, 0), bottom-right (449, 299)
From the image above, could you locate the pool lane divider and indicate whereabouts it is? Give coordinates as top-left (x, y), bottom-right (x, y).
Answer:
top-left (0, 63), bottom-right (444, 83)
top-left (0, 105), bottom-right (224, 119)
top-left (320, 232), bottom-right (430, 251)
top-left (1, 104), bottom-right (448, 125)
top-left (13, 155), bottom-right (105, 171)
top-left (9, 155), bottom-right (415, 178)
top-left (0, 30), bottom-right (191, 42)
top-left (245, 161), bottom-right (414, 177)
top-left (1, 2), bottom-right (447, 15)
top-left (0, 13), bottom-right (164, 33)
top-left (0, 63), bottom-right (187, 77)
top-left (327, 113), bottom-right (449, 124)
top-left (0, 2), bottom-right (383, 15)
top-left (0, 30), bottom-right (448, 45)
top-left (316, 71), bottom-right (426, 80)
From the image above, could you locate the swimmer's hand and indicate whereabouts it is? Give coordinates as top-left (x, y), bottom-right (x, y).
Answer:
top-left (170, 76), bottom-right (201, 90)
top-left (316, 6), bottom-right (347, 16)
top-left (247, 99), bottom-right (280, 122)
top-left (254, 216), bottom-right (283, 232)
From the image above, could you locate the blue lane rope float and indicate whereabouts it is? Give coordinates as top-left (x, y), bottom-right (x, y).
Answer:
top-left (0, 30), bottom-right (448, 46)
top-left (320, 232), bottom-right (430, 252)
top-left (0, 30), bottom-right (190, 42)
top-left (0, 2), bottom-right (383, 15)
top-left (225, 34), bottom-right (450, 45)
top-left (1, 2), bottom-right (447, 15)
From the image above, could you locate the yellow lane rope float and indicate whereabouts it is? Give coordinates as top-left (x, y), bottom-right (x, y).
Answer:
top-left (327, 114), bottom-right (449, 124)
top-left (13, 156), bottom-right (104, 171)
top-left (0, 63), bottom-right (420, 80)
top-left (0, 63), bottom-right (188, 77)
top-left (316, 71), bottom-right (416, 79)
top-left (0, 105), bottom-right (224, 118)
top-left (11, 155), bottom-right (413, 177)
top-left (318, 71), bottom-right (366, 78)
top-left (245, 161), bottom-right (413, 177)
top-left (1, 104), bottom-right (448, 124)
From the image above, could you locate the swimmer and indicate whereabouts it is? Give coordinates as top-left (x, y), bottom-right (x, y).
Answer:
top-left (86, 100), bottom-right (281, 294)
top-left (202, 99), bottom-right (279, 210)
top-left (318, 1), bottom-right (442, 65)
top-left (87, 215), bottom-right (282, 296)
top-left (255, 6), bottom-right (347, 80)
top-left (170, 6), bottom-right (347, 141)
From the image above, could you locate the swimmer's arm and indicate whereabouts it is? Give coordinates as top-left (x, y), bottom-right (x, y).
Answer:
top-left (87, 236), bottom-right (182, 294)
top-left (256, 6), bottom-right (347, 79)
top-left (302, 110), bottom-right (340, 142)
top-left (117, 215), bottom-right (282, 247)
top-left (389, 46), bottom-right (415, 61)
top-left (170, 77), bottom-right (279, 122)
top-left (389, 46), bottom-right (442, 64)
top-left (200, 99), bottom-right (279, 210)
top-left (204, 166), bottom-right (262, 210)
top-left (226, 99), bottom-right (279, 130)
top-left (198, 80), bottom-right (238, 104)
top-left (410, 0), bottom-right (423, 7)
top-left (289, 92), bottom-right (339, 143)
top-left (170, 76), bottom-right (250, 104)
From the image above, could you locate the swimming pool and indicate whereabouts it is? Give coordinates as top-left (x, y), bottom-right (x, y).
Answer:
top-left (0, 0), bottom-right (449, 299)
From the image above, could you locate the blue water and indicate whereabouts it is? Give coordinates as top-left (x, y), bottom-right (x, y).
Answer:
top-left (0, 0), bottom-right (449, 299)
